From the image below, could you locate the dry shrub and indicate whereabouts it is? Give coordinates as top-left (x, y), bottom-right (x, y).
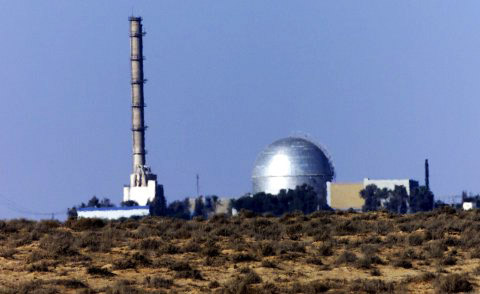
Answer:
top-left (290, 280), bottom-right (333, 293)
top-left (426, 240), bottom-right (447, 259)
top-left (86, 266), bottom-right (115, 277)
top-left (163, 243), bottom-right (182, 254)
top-left (137, 238), bottom-right (161, 251)
top-left (202, 240), bottom-right (220, 257)
top-left (53, 279), bottom-right (88, 289)
top-left (258, 242), bottom-right (276, 257)
top-left (39, 231), bottom-right (77, 257)
top-left (261, 260), bottom-right (278, 268)
top-left (35, 220), bottom-right (61, 234)
top-left (76, 231), bottom-right (112, 252)
top-left (27, 261), bottom-right (50, 272)
top-left (441, 255), bottom-right (457, 266)
top-left (68, 218), bottom-right (106, 231)
top-left (393, 258), bottom-right (413, 269)
top-left (335, 251), bottom-right (357, 265)
top-left (408, 232), bottom-right (424, 246)
top-left (2, 279), bottom-right (57, 294)
top-left (348, 279), bottom-right (395, 294)
top-left (355, 254), bottom-right (383, 269)
top-left (113, 252), bottom-right (151, 270)
top-left (276, 240), bottom-right (306, 254)
top-left (169, 261), bottom-right (203, 280)
top-left (183, 240), bottom-right (201, 253)
top-left (435, 273), bottom-right (472, 293)
top-left (144, 276), bottom-right (173, 289)
top-left (0, 247), bottom-right (17, 259)
top-left (221, 269), bottom-right (262, 294)
top-left (105, 280), bottom-right (141, 294)
top-left (232, 253), bottom-right (257, 263)
top-left (318, 242), bottom-right (334, 256)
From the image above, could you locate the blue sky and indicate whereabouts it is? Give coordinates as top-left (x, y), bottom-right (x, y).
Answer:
top-left (0, 1), bottom-right (479, 219)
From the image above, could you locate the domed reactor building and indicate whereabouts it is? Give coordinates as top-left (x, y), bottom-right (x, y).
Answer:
top-left (252, 137), bottom-right (335, 204)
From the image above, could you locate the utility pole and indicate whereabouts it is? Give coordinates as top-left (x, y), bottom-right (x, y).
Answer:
top-left (425, 159), bottom-right (430, 191)
top-left (196, 174), bottom-right (200, 197)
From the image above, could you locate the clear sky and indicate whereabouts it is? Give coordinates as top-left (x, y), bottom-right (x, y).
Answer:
top-left (0, 1), bottom-right (479, 219)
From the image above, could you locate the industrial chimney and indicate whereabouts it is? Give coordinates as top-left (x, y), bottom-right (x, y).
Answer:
top-left (123, 16), bottom-right (159, 205)
top-left (130, 16), bottom-right (147, 173)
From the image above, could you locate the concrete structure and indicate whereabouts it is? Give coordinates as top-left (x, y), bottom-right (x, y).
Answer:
top-left (363, 178), bottom-right (419, 195)
top-left (463, 202), bottom-right (476, 210)
top-left (252, 137), bottom-right (334, 203)
top-left (327, 178), bottom-right (419, 210)
top-left (123, 16), bottom-right (161, 205)
top-left (327, 182), bottom-right (364, 210)
top-left (77, 206), bottom-right (150, 220)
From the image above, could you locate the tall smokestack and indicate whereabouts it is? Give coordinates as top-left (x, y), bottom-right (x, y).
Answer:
top-left (124, 16), bottom-right (160, 205)
top-left (425, 159), bottom-right (430, 191)
top-left (129, 17), bottom-right (146, 174)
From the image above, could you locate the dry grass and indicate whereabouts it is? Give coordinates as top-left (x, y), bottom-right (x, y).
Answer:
top-left (1, 209), bottom-right (480, 293)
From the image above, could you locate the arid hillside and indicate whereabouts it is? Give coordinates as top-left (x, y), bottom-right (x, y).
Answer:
top-left (0, 208), bottom-right (479, 293)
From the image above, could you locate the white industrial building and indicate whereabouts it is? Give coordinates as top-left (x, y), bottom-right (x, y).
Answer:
top-left (77, 206), bottom-right (150, 220)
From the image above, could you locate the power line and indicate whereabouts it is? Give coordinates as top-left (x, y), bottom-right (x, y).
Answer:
top-left (0, 193), bottom-right (65, 217)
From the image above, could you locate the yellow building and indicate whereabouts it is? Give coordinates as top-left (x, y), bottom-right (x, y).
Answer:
top-left (327, 178), bottom-right (419, 211)
top-left (327, 182), bottom-right (364, 210)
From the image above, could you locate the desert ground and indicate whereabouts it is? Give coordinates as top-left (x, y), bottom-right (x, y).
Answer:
top-left (0, 208), bottom-right (479, 293)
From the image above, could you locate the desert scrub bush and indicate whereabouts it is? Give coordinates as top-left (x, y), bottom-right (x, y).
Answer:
top-left (232, 252), bottom-right (257, 263)
top-left (318, 241), bottom-right (334, 256)
top-left (355, 254), bottom-right (384, 269)
top-left (290, 280), bottom-right (335, 293)
top-left (335, 251), bottom-right (357, 265)
top-left (441, 255), bottom-right (457, 266)
top-left (159, 243), bottom-right (181, 254)
top-left (0, 247), bottom-right (17, 259)
top-left (393, 258), bottom-right (413, 269)
top-left (27, 260), bottom-right (51, 272)
top-left (86, 266), bottom-right (115, 277)
top-left (348, 278), bottom-right (395, 294)
top-left (39, 231), bottom-right (77, 257)
top-left (257, 242), bottom-right (276, 257)
top-left (435, 273), bottom-right (472, 293)
top-left (76, 231), bottom-right (112, 252)
top-left (137, 238), bottom-right (161, 251)
top-left (2, 279), bottom-right (57, 294)
top-left (249, 218), bottom-right (283, 241)
top-left (214, 225), bottom-right (236, 237)
top-left (306, 256), bottom-right (323, 266)
top-left (183, 240), bottom-right (201, 253)
top-left (334, 219), bottom-right (360, 235)
top-left (202, 239), bottom-right (220, 257)
top-left (105, 280), bottom-right (142, 294)
top-left (360, 244), bottom-right (379, 256)
top-left (67, 218), bottom-right (106, 231)
top-left (276, 240), bottom-right (306, 254)
top-left (53, 279), bottom-right (88, 290)
top-left (425, 240), bottom-right (447, 259)
top-left (35, 220), bottom-right (61, 234)
top-left (144, 276), bottom-right (173, 289)
top-left (113, 252), bottom-right (151, 270)
top-left (408, 232), bottom-right (425, 246)
top-left (168, 261), bottom-right (203, 280)
top-left (260, 260), bottom-right (278, 268)
top-left (221, 268), bottom-right (262, 294)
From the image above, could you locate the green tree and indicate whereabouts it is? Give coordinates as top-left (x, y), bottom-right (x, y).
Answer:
top-left (409, 186), bottom-right (434, 212)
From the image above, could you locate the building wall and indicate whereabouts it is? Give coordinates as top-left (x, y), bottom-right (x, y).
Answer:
top-left (77, 206), bottom-right (150, 220)
top-left (123, 179), bottom-right (157, 205)
top-left (327, 178), bottom-right (419, 211)
top-left (327, 182), bottom-right (364, 210)
top-left (363, 178), bottom-right (419, 195)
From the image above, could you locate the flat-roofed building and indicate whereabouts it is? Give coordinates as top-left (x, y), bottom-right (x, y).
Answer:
top-left (327, 178), bottom-right (420, 211)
